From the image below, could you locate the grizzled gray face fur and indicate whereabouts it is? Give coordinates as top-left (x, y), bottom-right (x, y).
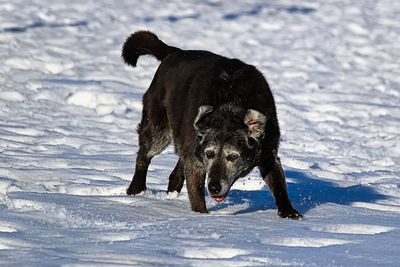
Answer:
top-left (194, 105), bottom-right (266, 201)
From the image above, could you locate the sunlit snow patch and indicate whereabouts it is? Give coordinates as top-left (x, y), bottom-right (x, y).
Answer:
top-left (0, 225), bottom-right (18, 233)
top-left (179, 247), bottom-right (249, 259)
top-left (311, 224), bottom-right (394, 235)
top-left (266, 237), bottom-right (352, 247)
top-left (0, 91), bottom-right (25, 102)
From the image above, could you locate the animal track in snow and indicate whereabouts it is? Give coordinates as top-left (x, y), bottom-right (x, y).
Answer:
top-left (311, 224), bottom-right (394, 235)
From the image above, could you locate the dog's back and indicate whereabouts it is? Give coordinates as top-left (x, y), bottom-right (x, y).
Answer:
top-left (122, 31), bottom-right (279, 152)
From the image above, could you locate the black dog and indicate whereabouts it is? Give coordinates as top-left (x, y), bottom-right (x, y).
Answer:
top-left (122, 31), bottom-right (302, 219)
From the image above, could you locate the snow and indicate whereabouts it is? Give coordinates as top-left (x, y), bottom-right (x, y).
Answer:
top-left (0, 0), bottom-right (399, 266)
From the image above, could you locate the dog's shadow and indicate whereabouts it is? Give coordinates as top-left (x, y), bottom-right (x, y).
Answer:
top-left (208, 170), bottom-right (387, 215)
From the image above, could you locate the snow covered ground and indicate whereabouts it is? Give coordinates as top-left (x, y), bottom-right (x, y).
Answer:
top-left (1, 0), bottom-right (399, 265)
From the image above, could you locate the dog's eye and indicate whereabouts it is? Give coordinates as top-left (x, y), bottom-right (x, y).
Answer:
top-left (205, 150), bottom-right (215, 159)
top-left (226, 153), bottom-right (239, 162)
top-left (197, 135), bottom-right (203, 142)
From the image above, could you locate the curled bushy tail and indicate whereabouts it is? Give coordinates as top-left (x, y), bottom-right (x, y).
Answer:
top-left (122, 31), bottom-right (180, 67)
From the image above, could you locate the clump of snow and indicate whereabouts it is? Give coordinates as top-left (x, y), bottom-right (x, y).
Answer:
top-left (0, 91), bottom-right (24, 102)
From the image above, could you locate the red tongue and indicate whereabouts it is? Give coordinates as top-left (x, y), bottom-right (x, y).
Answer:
top-left (211, 195), bottom-right (226, 202)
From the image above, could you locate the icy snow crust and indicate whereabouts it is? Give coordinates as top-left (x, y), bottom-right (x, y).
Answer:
top-left (1, 0), bottom-right (399, 266)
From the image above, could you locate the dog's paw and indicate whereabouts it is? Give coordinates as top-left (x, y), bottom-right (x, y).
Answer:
top-left (193, 208), bottom-right (208, 214)
top-left (278, 209), bottom-right (304, 220)
top-left (126, 185), bottom-right (146, 195)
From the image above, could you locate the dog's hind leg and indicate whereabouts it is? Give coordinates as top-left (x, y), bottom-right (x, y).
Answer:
top-left (127, 97), bottom-right (171, 195)
top-left (167, 159), bottom-right (185, 193)
top-left (126, 146), bottom-right (151, 195)
top-left (259, 156), bottom-right (303, 220)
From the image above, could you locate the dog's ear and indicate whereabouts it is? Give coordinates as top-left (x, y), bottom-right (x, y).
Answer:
top-left (244, 109), bottom-right (266, 139)
top-left (194, 105), bottom-right (214, 131)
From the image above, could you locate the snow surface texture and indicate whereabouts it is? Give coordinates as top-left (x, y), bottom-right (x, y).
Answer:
top-left (0, 0), bottom-right (399, 266)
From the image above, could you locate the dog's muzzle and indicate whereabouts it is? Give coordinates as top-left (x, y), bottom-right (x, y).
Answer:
top-left (208, 180), bottom-right (229, 202)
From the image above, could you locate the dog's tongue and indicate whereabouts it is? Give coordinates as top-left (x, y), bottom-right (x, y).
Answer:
top-left (211, 195), bottom-right (226, 202)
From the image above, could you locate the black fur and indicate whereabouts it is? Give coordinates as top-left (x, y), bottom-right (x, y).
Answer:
top-left (122, 31), bottom-right (179, 67)
top-left (122, 31), bottom-right (302, 220)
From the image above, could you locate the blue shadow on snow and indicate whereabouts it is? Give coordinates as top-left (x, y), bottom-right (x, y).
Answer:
top-left (223, 4), bottom-right (315, 20)
top-left (209, 170), bottom-right (387, 215)
top-left (2, 20), bottom-right (87, 33)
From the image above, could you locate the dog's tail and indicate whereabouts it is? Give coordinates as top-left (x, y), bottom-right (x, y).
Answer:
top-left (122, 31), bottom-right (180, 67)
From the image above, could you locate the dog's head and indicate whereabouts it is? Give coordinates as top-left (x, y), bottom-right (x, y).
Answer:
top-left (194, 104), bottom-right (266, 201)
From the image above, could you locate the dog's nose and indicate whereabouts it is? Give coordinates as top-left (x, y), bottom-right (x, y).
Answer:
top-left (208, 181), bottom-right (221, 195)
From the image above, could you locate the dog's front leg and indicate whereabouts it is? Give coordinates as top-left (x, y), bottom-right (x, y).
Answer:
top-left (184, 161), bottom-right (207, 213)
top-left (167, 159), bottom-right (185, 193)
top-left (259, 156), bottom-right (303, 220)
